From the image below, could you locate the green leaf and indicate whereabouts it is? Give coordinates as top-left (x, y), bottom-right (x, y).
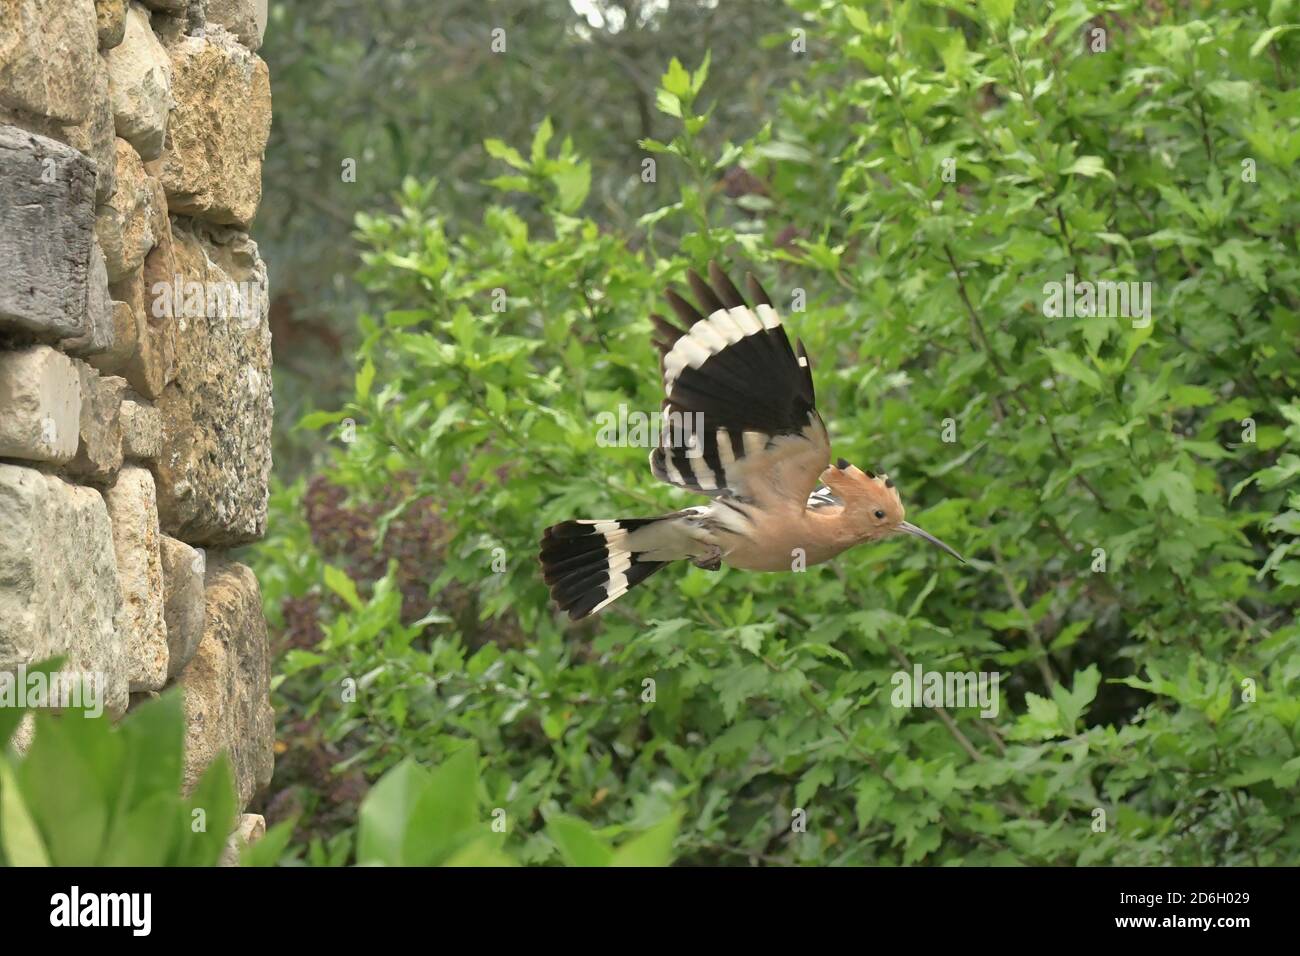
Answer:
top-left (240, 819), bottom-right (298, 867)
top-left (485, 382), bottom-right (507, 418)
top-left (981, 0), bottom-right (1016, 27)
top-left (323, 564), bottom-right (364, 611)
top-left (295, 409), bottom-right (349, 431)
top-left (661, 57), bottom-right (691, 98)
top-left (1011, 692), bottom-right (1063, 741)
top-left (180, 754), bottom-right (236, 866)
top-left (530, 116), bottom-right (554, 164)
top-left (484, 138), bottom-right (528, 170)
top-left (355, 359), bottom-right (376, 402)
top-left (1205, 80), bottom-right (1254, 108)
top-left (0, 759), bottom-right (50, 866)
top-left (1041, 347), bottom-right (1102, 391)
top-left (1062, 155), bottom-right (1114, 180)
top-left (1140, 463), bottom-right (1198, 519)
top-left (1169, 385), bottom-right (1217, 408)
top-left (755, 140), bottom-right (814, 164)
top-left (795, 763), bottom-right (835, 807)
top-left (98, 792), bottom-right (179, 866)
top-left (541, 710), bottom-right (567, 740)
top-left (552, 160), bottom-right (591, 213)
top-left (1251, 24), bottom-right (1299, 57)
top-left (735, 624), bottom-right (767, 655)
top-left (610, 814), bottom-right (679, 867)
top-left (17, 709), bottom-right (113, 865)
top-left (484, 174), bottom-right (533, 194)
top-left (690, 51), bottom-right (711, 96)
top-left (1052, 665), bottom-right (1101, 732)
top-left (354, 746), bottom-right (484, 867)
top-left (442, 836), bottom-right (517, 867)
top-left (116, 692), bottom-right (186, 818)
top-left (1212, 238), bottom-right (1268, 292)
top-left (655, 89), bottom-right (682, 119)
top-left (356, 760), bottom-right (430, 866)
top-left (547, 815), bottom-right (614, 867)
top-left (403, 743), bottom-right (480, 865)
top-left (844, 7), bottom-right (872, 32)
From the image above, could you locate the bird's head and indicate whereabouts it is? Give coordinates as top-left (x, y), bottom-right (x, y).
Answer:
top-left (819, 459), bottom-right (965, 563)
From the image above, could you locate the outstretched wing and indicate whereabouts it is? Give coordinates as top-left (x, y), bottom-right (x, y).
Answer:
top-left (648, 263), bottom-right (830, 508)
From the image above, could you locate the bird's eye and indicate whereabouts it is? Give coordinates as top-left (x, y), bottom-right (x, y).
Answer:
top-left (873, 509), bottom-right (886, 520)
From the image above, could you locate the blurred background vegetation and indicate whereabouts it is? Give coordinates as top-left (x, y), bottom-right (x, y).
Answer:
top-left (259, 0), bottom-right (803, 474)
top-left (236, 0), bottom-right (1298, 865)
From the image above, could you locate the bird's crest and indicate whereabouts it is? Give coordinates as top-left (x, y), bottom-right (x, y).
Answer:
top-left (819, 459), bottom-right (905, 532)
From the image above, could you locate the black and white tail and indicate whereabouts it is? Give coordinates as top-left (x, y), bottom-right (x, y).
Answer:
top-left (539, 514), bottom-right (696, 620)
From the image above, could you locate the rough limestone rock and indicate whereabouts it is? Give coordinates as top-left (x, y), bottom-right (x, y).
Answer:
top-left (120, 393), bottom-right (162, 459)
top-left (161, 28), bottom-right (270, 227)
top-left (60, 240), bottom-right (115, 358)
top-left (96, 138), bottom-right (158, 282)
top-left (207, 0), bottom-right (266, 51)
top-left (218, 813), bottom-right (266, 867)
top-left (73, 53), bottom-right (119, 204)
top-left (66, 361), bottom-right (126, 483)
top-left (96, 0), bottom-right (130, 50)
top-left (0, 464), bottom-right (129, 717)
top-left (147, 4), bottom-right (196, 46)
top-left (142, 176), bottom-right (177, 323)
top-left (0, 50), bottom-right (116, 205)
top-left (0, 346), bottom-right (82, 464)
top-left (85, 56), bottom-right (118, 203)
top-left (90, 264), bottom-right (176, 399)
top-left (104, 3), bottom-right (172, 161)
top-left (98, 272), bottom-right (156, 395)
top-left (90, 181), bottom-right (180, 396)
top-left (160, 535), bottom-right (205, 678)
top-left (104, 465), bottom-right (169, 691)
top-left (154, 222), bottom-right (271, 546)
top-left (0, 0), bottom-right (100, 124)
top-left (89, 298), bottom-right (139, 380)
top-left (86, 243), bottom-right (115, 352)
top-left (179, 558), bottom-right (274, 810)
top-left (0, 126), bottom-right (98, 343)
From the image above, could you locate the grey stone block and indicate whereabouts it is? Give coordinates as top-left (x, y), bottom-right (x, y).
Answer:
top-left (0, 126), bottom-right (98, 343)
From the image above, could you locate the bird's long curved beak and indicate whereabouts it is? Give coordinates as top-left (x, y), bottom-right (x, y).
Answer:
top-left (899, 522), bottom-right (966, 564)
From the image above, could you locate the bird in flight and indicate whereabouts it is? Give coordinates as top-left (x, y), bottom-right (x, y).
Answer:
top-left (540, 263), bottom-right (965, 620)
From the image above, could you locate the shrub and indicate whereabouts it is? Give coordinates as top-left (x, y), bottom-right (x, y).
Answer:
top-left (355, 742), bottom-right (676, 866)
top-left (255, 0), bottom-right (1300, 865)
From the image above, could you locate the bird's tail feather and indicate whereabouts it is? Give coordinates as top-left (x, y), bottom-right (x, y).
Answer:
top-left (539, 513), bottom-right (696, 620)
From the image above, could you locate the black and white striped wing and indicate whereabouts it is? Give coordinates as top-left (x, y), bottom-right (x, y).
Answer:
top-left (648, 263), bottom-right (830, 507)
top-left (807, 484), bottom-right (840, 510)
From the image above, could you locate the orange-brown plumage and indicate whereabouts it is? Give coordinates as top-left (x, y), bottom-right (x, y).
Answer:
top-left (539, 263), bottom-right (963, 620)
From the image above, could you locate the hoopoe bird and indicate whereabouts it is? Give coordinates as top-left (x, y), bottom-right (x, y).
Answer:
top-left (539, 263), bottom-right (965, 620)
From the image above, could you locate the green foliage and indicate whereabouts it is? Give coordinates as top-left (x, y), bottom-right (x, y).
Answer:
top-left (0, 666), bottom-right (238, 866)
top-left (259, 1), bottom-right (802, 474)
top-left (256, 0), bottom-right (1300, 865)
top-left (352, 742), bottom-right (677, 866)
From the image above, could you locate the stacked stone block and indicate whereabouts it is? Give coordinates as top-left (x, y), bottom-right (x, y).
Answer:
top-left (0, 0), bottom-right (274, 826)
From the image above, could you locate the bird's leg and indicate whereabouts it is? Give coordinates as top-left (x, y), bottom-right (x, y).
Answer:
top-left (690, 545), bottom-right (723, 571)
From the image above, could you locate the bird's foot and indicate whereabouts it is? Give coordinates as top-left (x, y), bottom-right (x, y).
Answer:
top-left (691, 546), bottom-right (723, 572)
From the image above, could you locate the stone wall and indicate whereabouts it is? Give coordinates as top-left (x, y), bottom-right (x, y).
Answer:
top-left (0, 0), bottom-right (274, 841)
